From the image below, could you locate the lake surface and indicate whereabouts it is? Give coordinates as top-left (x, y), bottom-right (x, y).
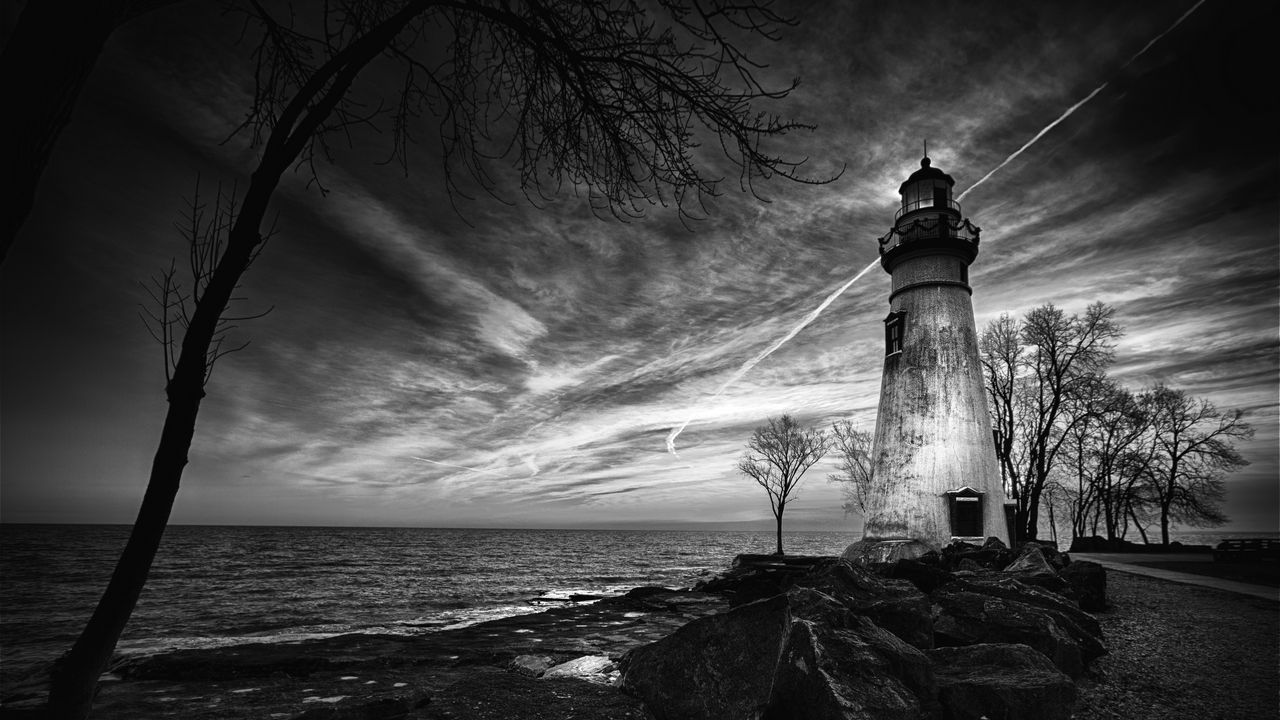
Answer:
top-left (0, 525), bottom-right (851, 688)
top-left (2, 524), bottom-right (1269, 690)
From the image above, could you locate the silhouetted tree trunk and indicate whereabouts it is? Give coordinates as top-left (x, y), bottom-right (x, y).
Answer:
top-left (43, 2), bottom-right (829, 716)
top-left (0, 0), bottom-right (183, 264)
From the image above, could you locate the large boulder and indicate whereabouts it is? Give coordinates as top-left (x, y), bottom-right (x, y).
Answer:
top-left (694, 555), bottom-right (828, 606)
top-left (927, 644), bottom-right (1076, 720)
top-left (930, 588), bottom-right (1086, 678)
top-left (618, 593), bottom-right (792, 719)
top-left (842, 538), bottom-right (937, 564)
top-left (1003, 544), bottom-right (1057, 576)
top-left (882, 557), bottom-right (956, 595)
top-left (1059, 560), bottom-right (1108, 611)
top-left (1016, 541), bottom-right (1070, 570)
top-left (954, 577), bottom-right (1105, 664)
top-left (795, 559), bottom-right (934, 649)
top-left (619, 588), bottom-right (940, 720)
top-left (764, 615), bottom-right (938, 720)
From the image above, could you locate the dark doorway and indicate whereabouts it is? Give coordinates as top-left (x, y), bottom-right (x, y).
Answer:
top-left (950, 494), bottom-right (983, 537)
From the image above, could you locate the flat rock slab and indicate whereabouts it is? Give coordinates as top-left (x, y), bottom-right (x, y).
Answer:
top-left (10, 590), bottom-right (726, 720)
top-left (416, 668), bottom-right (652, 720)
top-left (928, 643), bottom-right (1075, 720)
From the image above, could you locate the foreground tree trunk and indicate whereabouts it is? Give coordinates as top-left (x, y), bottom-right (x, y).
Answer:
top-left (47, 174), bottom-right (286, 719)
top-left (46, 383), bottom-right (204, 717)
top-left (44, 7), bottom-right (420, 713)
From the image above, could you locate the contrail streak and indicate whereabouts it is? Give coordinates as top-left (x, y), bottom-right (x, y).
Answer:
top-left (411, 456), bottom-right (511, 478)
top-left (665, 257), bottom-right (881, 456)
top-left (956, 83), bottom-right (1108, 203)
top-left (957, 0), bottom-right (1206, 203)
top-left (1122, 0), bottom-right (1206, 68)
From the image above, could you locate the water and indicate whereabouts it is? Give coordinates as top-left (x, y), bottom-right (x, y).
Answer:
top-left (0, 525), bottom-right (852, 689)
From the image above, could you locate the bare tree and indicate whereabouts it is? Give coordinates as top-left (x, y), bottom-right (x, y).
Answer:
top-left (46, 2), bottom-right (833, 716)
top-left (1142, 386), bottom-right (1251, 546)
top-left (980, 313), bottom-right (1024, 512)
top-left (738, 415), bottom-right (828, 555)
top-left (827, 419), bottom-right (874, 517)
top-left (980, 302), bottom-right (1122, 540)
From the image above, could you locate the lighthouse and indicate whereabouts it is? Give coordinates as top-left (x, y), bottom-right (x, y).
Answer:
top-left (844, 156), bottom-right (1011, 563)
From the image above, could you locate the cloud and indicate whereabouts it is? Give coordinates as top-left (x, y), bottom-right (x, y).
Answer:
top-left (2, 1), bottom-right (1274, 534)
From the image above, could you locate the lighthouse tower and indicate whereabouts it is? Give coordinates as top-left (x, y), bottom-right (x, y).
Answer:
top-left (844, 156), bottom-right (1010, 563)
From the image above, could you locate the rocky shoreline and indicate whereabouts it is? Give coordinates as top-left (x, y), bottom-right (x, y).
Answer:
top-left (3, 539), bottom-right (1270, 719)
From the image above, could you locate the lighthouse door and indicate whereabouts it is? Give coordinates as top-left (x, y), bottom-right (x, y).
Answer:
top-left (949, 492), bottom-right (984, 539)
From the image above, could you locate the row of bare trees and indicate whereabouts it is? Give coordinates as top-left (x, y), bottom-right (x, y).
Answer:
top-left (1056, 382), bottom-right (1251, 547)
top-left (980, 302), bottom-right (1253, 546)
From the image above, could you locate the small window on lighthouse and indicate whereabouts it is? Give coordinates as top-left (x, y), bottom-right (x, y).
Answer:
top-left (884, 311), bottom-right (906, 356)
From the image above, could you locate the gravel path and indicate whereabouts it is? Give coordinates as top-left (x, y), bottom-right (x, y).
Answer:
top-left (1074, 570), bottom-right (1279, 719)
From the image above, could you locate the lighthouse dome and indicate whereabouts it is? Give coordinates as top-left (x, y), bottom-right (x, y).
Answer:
top-left (897, 156), bottom-right (954, 194)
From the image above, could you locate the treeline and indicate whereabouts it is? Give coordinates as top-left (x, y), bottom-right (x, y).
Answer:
top-left (980, 302), bottom-right (1253, 547)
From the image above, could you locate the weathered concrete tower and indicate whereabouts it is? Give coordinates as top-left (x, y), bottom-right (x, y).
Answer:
top-left (844, 156), bottom-right (1010, 563)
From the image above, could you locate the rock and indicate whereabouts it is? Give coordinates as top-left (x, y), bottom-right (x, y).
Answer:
top-left (619, 593), bottom-right (792, 719)
top-left (1004, 544), bottom-right (1057, 576)
top-left (422, 667), bottom-right (651, 719)
top-left (940, 541), bottom-right (1015, 572)
top-left (954, 577), bottom-right (1104, 663)
top-left (1008, 572), bottom-right (1073, 597)
top-left (1059, 561), bottom-right (1107, 611)
top-left (882, 558), bottom-right (956, 595)
top-left (942, 540), bottom-right (983, 556)
top-left (842, 539), bottom-right (938, 564)
top-left (930, 588), bottom-right (1086, 678)
top-left (764, 613), bottom-right (939, 719)
top-left (796, 559), bottom-right (934, 649)
top-left (541, 655), bottom-right (615, 682)
top-left (1015, 541), bottom-right (1070, 570)
top-left (619, 588), bottom-right (940, 720)
top-left (624, 585), bottom-right (677, 599)
top-left (510, 654), bottom-right (555, 677)
top-left (927, 643), bottom-right (1076, 720)
top-left (693, 559), bottom-right (806, 606)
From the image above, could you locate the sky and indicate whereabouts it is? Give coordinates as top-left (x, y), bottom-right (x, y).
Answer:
top-left (2, 0), bottom-right (1276, 533)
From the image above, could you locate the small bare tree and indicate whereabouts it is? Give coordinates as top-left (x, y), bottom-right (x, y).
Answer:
top-left (738, 415), bottom-right (828, 555)
top-left (1142, 385), bottom-right (1252, 546)
top-left (827, 419), bottom-right (874, 517)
